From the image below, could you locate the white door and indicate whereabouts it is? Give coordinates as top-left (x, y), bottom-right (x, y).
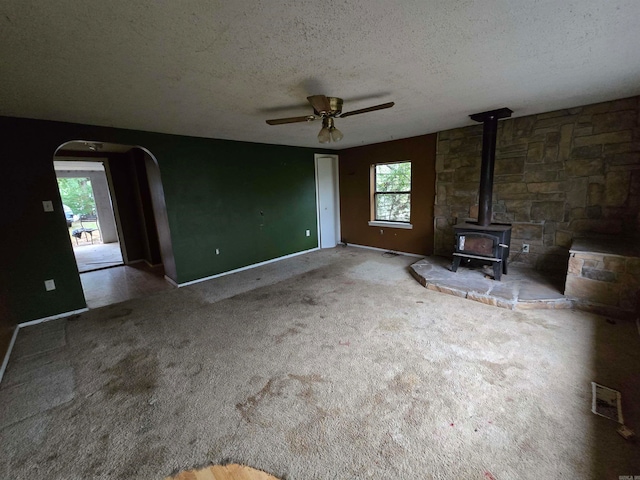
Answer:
top-left (315, 155), bottom-right (340, 248)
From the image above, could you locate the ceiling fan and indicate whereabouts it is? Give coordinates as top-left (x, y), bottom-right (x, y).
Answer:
top-left (266, 95), bottom-right (395, 143)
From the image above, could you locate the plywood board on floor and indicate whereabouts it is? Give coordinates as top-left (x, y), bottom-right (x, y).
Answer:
top-left (167, 463), bottom-right (280, 480)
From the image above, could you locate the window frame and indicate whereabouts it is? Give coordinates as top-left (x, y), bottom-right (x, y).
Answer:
top-left (369, 160), bottom-right (413, 229)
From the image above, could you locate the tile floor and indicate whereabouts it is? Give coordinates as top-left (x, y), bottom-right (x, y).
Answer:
top-left (80, 262), bottom-right (173, 309)
top-left (73, 242), bottom-right (123, 272)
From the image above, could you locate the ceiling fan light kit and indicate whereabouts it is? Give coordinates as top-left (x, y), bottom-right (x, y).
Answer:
top-left (266, 95), bottom-right (394, 143)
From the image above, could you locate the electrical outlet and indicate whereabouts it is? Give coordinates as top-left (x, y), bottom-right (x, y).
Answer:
top-left (380, 229), bottom-right (384, 235)
top-left (305, 230), bottom-right (310, 237)
top-left (215, 248), bottom-right (220, 255)
top-left (44, 279), bottom-right (56, 291)
top-left (522, 244), bottom-right (530, 253)
top-left (42, 200), bottom-right (54, 212)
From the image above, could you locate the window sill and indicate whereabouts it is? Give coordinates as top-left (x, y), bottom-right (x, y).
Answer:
top-left (368, 221), bottom-right (413, 230)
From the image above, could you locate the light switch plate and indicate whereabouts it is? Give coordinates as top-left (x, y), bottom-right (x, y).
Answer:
top-left (44, 279), bottom-right (56, 291)
top-left (42, 200), bottom-right (54, 212)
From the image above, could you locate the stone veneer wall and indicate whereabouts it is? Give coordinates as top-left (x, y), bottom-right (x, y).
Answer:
top-left (434, 96), bottom-right (640, 271)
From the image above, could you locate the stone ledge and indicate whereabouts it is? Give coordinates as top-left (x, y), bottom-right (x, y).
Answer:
top-left (410, 256), bottom-right (566, 311)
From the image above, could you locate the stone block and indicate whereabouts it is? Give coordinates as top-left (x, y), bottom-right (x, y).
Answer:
top-left (570, 207), bottom-right (586, 219)
top-left (586, 205), bottom-right (602, 219)
top-left (603, 142), bottom-right (640, 155)
top-left (537, 109), bottom-right (568, 120)
top-left (572, 145), bottom-right (603, 158)
top-left (626, 258), bottom-right (640, 275)
top-left (436, 154), bottom-right (446, 172)
top-left (565, 275), bottom-right (620, 306)
top-left (514, 116), bottom-right (536, 136)
top-left (573, 131), bottom-right (633, 147)
top-left (494, 174), bottom-right (525, 184)
top-left (607, 153), bottom-right (640, 166)
top-left (527, 182), bottom-right (564, 194)
top-left (506, 199), bottom-right (531, 219)
top-left (565, 158), bottom-right (604, 177)
top-left (453, 166), bottom-right (480, 183)
top-left (543, 221), bottom-right (557, 234)
top-left (567, 255), bottom-right (583, 275)
top-left (495, 156), bottom-right (525, 175)
top-left (445, 155), bottom-right (480, 170)
top-left (592, 110), bottom-right (637, 134)
top-left (433, 205), bottom-right (450, 217)
top-left (605, 171), bottom-right (630, 206)
top-left (531, 201), bottom-right (565, 221)
top-left (437, 171), bottom-right (453, 183)
top-left (565, 178), bottom-right (589, 207)
top-left (558, 125), bottom-right (573, 161)
top-left (438, 140), bottom-right (450, 154)
top-left (454, 181), bottom-right (481, 194)
top-left (570, 219), bottom-right (623, 234)
top-left (545, 132), bottom-right (561, 146)
top-left (573, 126), bottom-right (594, 137)
top-left (524, 171), bottom-right (558, 183)
top-left (497, 143), bottom-right (528, 154)
top-left (512, 223), bottom-right (544, 241)
top-left (449, 194), bottom-right (478, 207)
top-left (581, 102), bottom-right (613, 114)
top-left (543, 145), bottom-right (559, 163)
top-left (533, 115), bottom-right (577, 129)
top-left (603, 256), bottom-right (626, 273)
top-left (587, 183), bottom-right (604, 206)
top-left (582, 267), bottom-right (617, 283)
top-left (438, 130), bottom-right (452, 141)
top-left (449, 136), bottom-right (482, 154)
top-left (494, 183), bottom-right (528, 195)
top-left (526, 142), bottom-right (544, 163)
top-left (609, 97), bottom-right (638, 111)
top-left (544, 233), bottom-right (555, 246)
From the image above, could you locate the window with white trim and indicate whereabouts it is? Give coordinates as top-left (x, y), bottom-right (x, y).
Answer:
top-left (372, 161), bottom-right (411, 223)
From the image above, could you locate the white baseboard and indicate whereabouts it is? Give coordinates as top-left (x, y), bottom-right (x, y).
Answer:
top-left (346, 243), bottom-right (425, 258)
top-left (0, 327), bottom-right (20, 385)
top-left (0, 307), bottom-right (89, 384)
top-left (18, 308), bottom-right (89, 329)
top-left (164, 275), bottom-right (179, 288)
top-left (173, 247), bottom-right (321, 287)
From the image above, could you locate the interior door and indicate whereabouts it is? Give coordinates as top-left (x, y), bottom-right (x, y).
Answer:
top-left (315, 155), bottom-right (340, 248)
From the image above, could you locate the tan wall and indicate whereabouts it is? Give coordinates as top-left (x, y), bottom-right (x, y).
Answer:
top-left (339, 134), bottom-right (437, 256)
top-left (434, 96), bottom-right (640, 270)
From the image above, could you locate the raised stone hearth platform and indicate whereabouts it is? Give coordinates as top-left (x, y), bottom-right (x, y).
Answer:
top-left (410, 256), bottom-right (570, 310)
top-left (565, 236), bottom-right (640, 318)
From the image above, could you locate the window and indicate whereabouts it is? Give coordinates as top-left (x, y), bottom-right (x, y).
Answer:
top-left (372, 161), bottom-right (411, 224)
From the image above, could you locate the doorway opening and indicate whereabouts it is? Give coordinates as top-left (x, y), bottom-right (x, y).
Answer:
top-left (54, 141), bottom-right (176, 308)
top-left (55, 160), bottom-right (124, 273)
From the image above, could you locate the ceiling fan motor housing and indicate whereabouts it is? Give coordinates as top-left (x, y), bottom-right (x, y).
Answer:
top-left (318, 97), bottom-right (343, 117)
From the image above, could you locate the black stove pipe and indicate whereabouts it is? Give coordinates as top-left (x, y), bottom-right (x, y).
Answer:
top-left (469, 108), bottom-right (513, 226)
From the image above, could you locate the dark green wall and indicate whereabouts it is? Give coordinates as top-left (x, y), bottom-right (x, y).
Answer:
top-left (0, 116), bottom-right (320, 328)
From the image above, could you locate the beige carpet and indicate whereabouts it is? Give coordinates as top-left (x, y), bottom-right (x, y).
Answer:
top-left (1, 246), bottom-right (639, 479)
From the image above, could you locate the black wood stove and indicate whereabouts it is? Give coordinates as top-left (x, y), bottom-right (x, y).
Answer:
top-left (451, 108), bottom-right (513, 281)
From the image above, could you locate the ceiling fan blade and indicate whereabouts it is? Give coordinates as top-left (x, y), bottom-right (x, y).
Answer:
top-left (339, 102), bottom-right (395, 118)
top-left (307, 95), bottom-right (331, 114)
top-left (266, 115), bottom-right (315, 125)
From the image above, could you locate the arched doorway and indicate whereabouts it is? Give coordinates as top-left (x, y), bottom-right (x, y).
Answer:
top-left (53, 141), bottom-right (175, 308)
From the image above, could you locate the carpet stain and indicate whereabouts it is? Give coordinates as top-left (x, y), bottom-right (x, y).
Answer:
top-left (378, 317), bottom-right (409, 332)
top-left (388, 372), bottom-right (420, 393)
top-left (107, 307), bottom-right (133, 320)
top-left (301, 295), bottom-right (319, 306)
top-left (274, 327), bottom-right (301, 344)
top-left (105, 348), bottom-right (158, 396)
top-left (236, 378), bottom-right (281, 424)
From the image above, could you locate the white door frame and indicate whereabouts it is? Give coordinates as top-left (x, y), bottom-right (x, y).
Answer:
top-left (314, 154), bottom-right (341, 248)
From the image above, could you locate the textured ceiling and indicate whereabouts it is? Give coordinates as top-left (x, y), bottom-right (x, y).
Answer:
top-left (1, 1), bottom-right (639, 149)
